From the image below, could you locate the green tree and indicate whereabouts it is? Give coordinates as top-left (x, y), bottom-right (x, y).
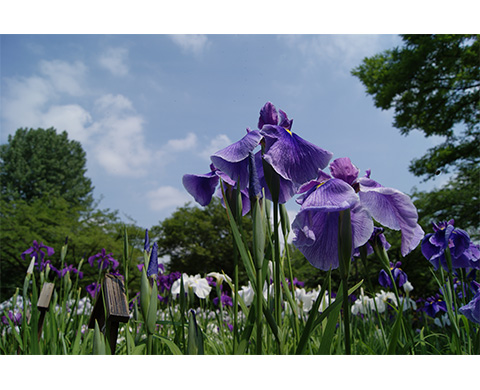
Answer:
top-left (0, 127), bottom-right (145, 300)
top-left (150, 198), bottom-right (252, 283)
top-left (352, 34), bottom-right (479, 233)
top-left (1, 127), bottom-right (94, 207)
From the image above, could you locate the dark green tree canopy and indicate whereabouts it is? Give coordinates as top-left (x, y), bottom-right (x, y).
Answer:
top-left (352, 35), bottom-right (479, 232)
top-left (0, 127), bottom-right (94, 208)
top-left (352, 35), bottom-right (479, 178)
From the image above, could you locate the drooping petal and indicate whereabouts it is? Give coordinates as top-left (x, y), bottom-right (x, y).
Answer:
top-left (182, 171), bottom-right (219, 206)
top-left (329, 157), bottom-right (360, 186)
top-left (261, 124), bottom-right (333, 186)
top-left (350, 202), bottom-right (374, 249)
top-left (258, 102), bottom-right (278, 129)
top-left (449, 228), bottom-right (472, 259)
top-left (292, 206), bottom-right (343, 271)
top-left (292, 179), bottom-right (364, 271)
top-left (358, 186), bottom-right (424, 256)
top-left (210, 130), bottom-right (262, 189)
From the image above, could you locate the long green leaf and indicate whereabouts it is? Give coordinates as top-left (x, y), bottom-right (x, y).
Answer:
top-left (295, 270), bottom-right (331, 355)
top-left (317, 290), bottom-right (343, 354)
top-left (153, 334), bottom-right (183, 355)
top-left (93, 320), bottom-right (106, 355)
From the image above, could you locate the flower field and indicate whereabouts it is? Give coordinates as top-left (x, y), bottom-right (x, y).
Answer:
top-left (1, 103), bottom-right (479, 356)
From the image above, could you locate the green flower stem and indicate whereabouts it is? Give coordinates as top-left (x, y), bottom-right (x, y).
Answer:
top-left (273, 201), bottom-right (282, 331)
top-left (337, 210), bottom-right (352, 355)
top-left (256, 264), bottom-right (263, 355)
top-left (359, 247), bottom-right (388, 349)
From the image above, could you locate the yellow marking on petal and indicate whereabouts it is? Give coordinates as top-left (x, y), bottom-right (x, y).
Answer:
top-left (284, 127), bottom-right (293, 136)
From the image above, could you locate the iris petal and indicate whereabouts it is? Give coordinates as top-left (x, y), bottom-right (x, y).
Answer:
top-left (329, 157), bottom-right (360, 186)
top-left (258, 102), bottom-right (278, 129)
top-left (261, 124), bottom-right (333, 186)
top-left (182, 171), bottom-right (219, 206)
top-left (292, 178), bottom-right (369, 270)
top-left (210, 130), bottom-right (262, 189)
top-left (358, 186), bottom-right (424, 256)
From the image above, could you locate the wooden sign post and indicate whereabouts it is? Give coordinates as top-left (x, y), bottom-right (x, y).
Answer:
top-left (88, 274), bottom-right (129, 354)
top-left (37, 282), bottom-right (54, 339)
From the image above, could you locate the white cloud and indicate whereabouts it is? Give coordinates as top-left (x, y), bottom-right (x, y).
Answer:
top-left (170, 35), bottom-right (210, 56)
top-left (95, 93), bottom-right (134, 114)
top-left (39, 59), bottom-right (87, 96)
top-left (165, 132), bottom-right (198, 152)
top-left (282, 35), bottom-right (399, 76)
top-left (1, 59), bottom-right (88, 137)
top-left (199, 134), bottom-right (231, 160)
top-left (92, 94), bottom-right (153, 177)
top-left (99, 47), bottom-right (129, 76)
top-left (1, 76), bottom-right (52, 132)
top-left (41, 104), bottom-right (93, 143)
top-left (146, 186), bottom-right (191, 211)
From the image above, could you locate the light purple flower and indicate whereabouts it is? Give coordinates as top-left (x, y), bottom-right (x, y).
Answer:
top-left (292, 157), bottom-right (424, 271)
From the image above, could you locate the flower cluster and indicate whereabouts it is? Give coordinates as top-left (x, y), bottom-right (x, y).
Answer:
top-left (183, 102), bottom-right (333, 212)
top-left (292, 157), bottom-right (424, 270)
top-left (184, 102), bottom-right (424, 272)
top-left (421, 219), bottom-right (480, 271)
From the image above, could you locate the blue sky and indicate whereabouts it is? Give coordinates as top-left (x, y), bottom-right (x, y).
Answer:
top-left (1, 34), bottom-right (449, 230)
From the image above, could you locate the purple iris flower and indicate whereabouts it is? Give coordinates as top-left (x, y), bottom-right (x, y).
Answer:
top-left (378, 261), bottom-right (408, 289)
top-left (157, 271), bottom-right (181, 293)
top-left (292, 157), bottom-right (424, 271)
top-left (86, 282), bottom-right (101, 299)
top-left (213, 291), bottom-right (233, 308)
top-left (259, 102), bottom-right (333, 188)
top-left (421, 219), bottom-right (480, 271)
top-left (210, 129), bottom-right (263, 190)
top-left (1, 311), bottom-right (22, 326)
top-left (88, 248), bottom-right (119, 270)
top-left (144, 229), bottom-right (150, 253)
top-left (354, 227), bottom-right (391, 257)
top-left (183, 102), bottom-right (332, 209)
top-left (147, 242), bottom-right (159, 278)
top-left (49, 263), bottom-right (83, 279)
top-left (21, 240), bottom-right (55, 271)
top-left (459, 281), bottom-right (480, 325)
top-left (423, 294), bottom-right (447, 318)
top-left (183, 163), bottom-right (253, 213)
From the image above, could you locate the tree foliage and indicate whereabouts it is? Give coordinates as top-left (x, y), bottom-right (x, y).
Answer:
top-left (150, 198), bottom-right (252, 284)
top-left (0, 127), bottom-right (146, 300)
top-left (0, 127), bottom-right (94, 207)
top-left (352, 35), bottom-right (479, 232)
